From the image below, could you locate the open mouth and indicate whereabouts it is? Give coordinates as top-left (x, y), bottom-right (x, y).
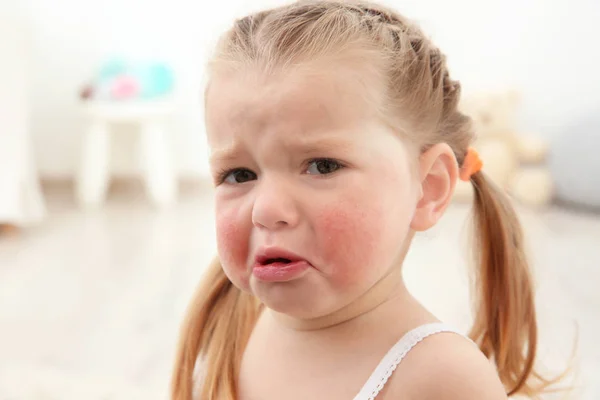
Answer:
top-left (262, 257), bottom-right (292, 265)
top-left (255, 248), bottom-right (306, 267)
top-left (252, 248), bottom-right (311, 282)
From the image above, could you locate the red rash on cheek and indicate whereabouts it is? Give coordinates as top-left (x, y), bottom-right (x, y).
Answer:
top-left (315, 199), bottom-right (383, 286)
top-left (215, 210), bottom-right (250, 286)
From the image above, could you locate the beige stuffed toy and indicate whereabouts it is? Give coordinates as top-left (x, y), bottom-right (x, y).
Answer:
top-left (454, 90), bottom-right (553, 207)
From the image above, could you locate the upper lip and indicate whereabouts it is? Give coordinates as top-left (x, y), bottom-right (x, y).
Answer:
top-left (254, 247), bottom-right (306, 265)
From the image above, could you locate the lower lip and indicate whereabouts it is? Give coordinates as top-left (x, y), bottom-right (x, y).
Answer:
top-left (252, 260), bottom-right (311, 282)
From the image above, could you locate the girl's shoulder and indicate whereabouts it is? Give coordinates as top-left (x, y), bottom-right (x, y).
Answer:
top-left (381, 329), bottom-right (507, 399)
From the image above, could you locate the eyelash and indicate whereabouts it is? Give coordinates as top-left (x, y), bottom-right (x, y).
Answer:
top-left (215, 168), bottom-right (246, 185)
top-left (215, 158), bottom-right (345, 185)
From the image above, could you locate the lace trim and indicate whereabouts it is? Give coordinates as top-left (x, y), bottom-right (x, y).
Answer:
top-left (353, 323), bottom-right (464, 400)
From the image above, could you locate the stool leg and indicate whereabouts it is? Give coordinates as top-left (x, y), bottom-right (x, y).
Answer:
top-left (140, 121), bottom-right (176, 206)
top-left (76, 120), bottom-right (110, 208)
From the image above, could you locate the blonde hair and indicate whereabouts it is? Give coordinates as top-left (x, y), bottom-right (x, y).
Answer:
top-left (172, 1), bottom-right (556, 398)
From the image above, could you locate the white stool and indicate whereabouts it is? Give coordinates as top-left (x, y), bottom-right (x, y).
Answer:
top-left (77, 99), bottom-right (177, 208)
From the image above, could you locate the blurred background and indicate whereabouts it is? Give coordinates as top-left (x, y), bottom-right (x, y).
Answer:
top-left (1, 0), bottom-right (599, 398)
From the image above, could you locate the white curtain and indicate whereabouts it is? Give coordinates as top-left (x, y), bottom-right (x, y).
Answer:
top-left (0, 8), bottom-right (46, 226)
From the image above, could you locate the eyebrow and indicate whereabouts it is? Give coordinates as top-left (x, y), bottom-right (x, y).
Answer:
top-left (209, 136), bottom-right (355, 166)
top-left (209, 143), bottom-right (244, 166)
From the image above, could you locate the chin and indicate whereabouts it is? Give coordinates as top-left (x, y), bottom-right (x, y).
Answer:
top-left (250, 278), bottom-right (338, 320)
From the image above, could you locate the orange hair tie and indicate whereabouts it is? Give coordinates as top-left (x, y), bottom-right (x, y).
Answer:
top-left (459, 147), bottom-right (483, 181)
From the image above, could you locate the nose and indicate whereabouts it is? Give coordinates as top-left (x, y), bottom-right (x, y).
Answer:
top-left (251, 177), bottom-right (299, 230)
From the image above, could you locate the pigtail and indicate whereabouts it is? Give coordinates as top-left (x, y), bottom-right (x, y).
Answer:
top-left (468, 171), bottom-right (556, 397)
top-left (171, 257), bottom-right (260, 400)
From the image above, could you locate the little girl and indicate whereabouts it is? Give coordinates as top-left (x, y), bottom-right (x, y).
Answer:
top-left (172, 1), bottom-right (556, 399)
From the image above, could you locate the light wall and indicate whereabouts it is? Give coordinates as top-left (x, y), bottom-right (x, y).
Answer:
top-left (11, 0), bottom-right (600, 179)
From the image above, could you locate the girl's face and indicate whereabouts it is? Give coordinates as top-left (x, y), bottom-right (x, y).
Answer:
top-left (206, 66), bottom-right (422, 320)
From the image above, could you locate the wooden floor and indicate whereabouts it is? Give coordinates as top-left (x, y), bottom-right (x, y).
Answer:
top-left (0, 181), bottom-right (598, 399)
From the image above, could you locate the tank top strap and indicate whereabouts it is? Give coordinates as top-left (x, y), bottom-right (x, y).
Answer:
top-left (353, 323), bottom-right (469, 400)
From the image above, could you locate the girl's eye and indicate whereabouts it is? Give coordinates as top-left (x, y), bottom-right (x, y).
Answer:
top-left (222, 169), bottom-right (257, 184)
top-left (306, 159), bottom-right (343, 175)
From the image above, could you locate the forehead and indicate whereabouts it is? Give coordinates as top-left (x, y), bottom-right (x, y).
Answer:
top-left (205, 64), bottom-right (382, 147)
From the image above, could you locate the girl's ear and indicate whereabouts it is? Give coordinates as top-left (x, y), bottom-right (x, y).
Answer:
top-left (410, 143), bottom-right (459, 231)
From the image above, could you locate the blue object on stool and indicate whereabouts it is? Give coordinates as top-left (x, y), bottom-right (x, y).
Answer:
top-left (91, 58), bottom-right (175, 101)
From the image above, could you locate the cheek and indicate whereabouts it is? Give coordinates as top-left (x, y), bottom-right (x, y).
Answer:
top-left (314, 180), bottom-right (415, 287)
top-left (315, 200), bottom-right (388, 285)
top-left (215, 205), bottom-right (250, 289)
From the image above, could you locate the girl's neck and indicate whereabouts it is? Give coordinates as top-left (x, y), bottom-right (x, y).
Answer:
top-left (267, 266), bottom-right (429, 334)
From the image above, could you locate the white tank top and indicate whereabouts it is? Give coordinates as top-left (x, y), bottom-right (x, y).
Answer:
top-left (352, 323), bottom-right (465, 400)
top-left (193, 323), bottom-right (467, 400)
